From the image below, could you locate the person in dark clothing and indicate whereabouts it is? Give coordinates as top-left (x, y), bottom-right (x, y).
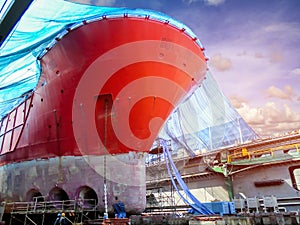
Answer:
top-left (54, 213), bottom-right (67, 225)
top-left (54, 213), bottom-right (61, 225)
top-left (60, 213), bottom-right (67, 225)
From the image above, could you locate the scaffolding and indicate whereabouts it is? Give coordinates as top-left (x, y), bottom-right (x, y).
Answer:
top-left (5, 197), bottom-right (100, 225)
top-left (145, 185), bottom-right (179, 214)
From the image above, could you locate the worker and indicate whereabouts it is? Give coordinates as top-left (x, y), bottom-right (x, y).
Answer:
top-left (60, 213), bottom-right (67, 225)
top-left (54, 213), bottom-right (61, 225)
top-left (54, 212), bottom-right (67, 225)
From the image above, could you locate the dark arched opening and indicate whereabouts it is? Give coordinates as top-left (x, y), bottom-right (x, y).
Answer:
top-left (49, 187), bottom-right (69, 201)
top-left (76, 186), bottom-right (98, 208)
top-left (26, 189), bottom-right (43, 202)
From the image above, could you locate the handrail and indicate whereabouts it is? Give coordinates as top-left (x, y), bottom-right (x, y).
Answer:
top-left (6, 198), bottom-right (98, 214)
top-left (227, 143), bottom-right (300, 163)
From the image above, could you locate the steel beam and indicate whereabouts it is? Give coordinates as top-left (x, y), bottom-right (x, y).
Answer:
top-left (0, 0), bottom-right (34, 47)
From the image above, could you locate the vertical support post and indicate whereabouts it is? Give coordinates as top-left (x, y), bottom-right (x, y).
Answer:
top-left (225, 176), bottom-right (234, 201)
top-left (103, 98), bottom-right (109, 219)
top-left (41, 211), bottom-right (45, 225)
top-left (0, 0), bottom-right (34, 47)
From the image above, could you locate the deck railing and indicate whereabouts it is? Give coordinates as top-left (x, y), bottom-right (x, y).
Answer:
top-left (6, 198), bottom-right (97, 214)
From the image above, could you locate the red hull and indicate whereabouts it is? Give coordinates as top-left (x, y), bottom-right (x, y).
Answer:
top-left (0, 16), bottom-right (206, 163)
top-left (0, 15), bottom-right (207, 212)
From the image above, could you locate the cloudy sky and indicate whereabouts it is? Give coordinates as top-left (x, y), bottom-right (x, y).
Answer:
top-left (92, 0), bottom-right (299, 138)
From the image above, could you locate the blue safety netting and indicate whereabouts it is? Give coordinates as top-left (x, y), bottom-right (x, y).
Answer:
top-left (0, 0), bottom-right (203, 119)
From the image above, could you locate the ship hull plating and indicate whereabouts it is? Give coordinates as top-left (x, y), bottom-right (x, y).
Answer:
top-left (0, 15), bottom-right (207, 212)
top-left (0, 153), bottom-right (146, 213)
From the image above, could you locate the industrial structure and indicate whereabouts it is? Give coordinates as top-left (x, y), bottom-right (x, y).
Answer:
top-left (0, 0), bottom-right (300, 225)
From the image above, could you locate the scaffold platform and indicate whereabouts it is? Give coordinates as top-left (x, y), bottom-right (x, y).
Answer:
top-left (2, 198), bottom-right (100, 225)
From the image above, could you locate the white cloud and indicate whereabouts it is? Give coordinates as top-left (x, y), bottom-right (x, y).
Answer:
top-left (284, 85), bottom-right (293, 96)
top-left (229, 95), bottom-right (248, 109)
top-left (265, 85), bottom-right (293, 100)
top-left (182, 0), bottom-right (225, 5)
top-left (290, 68), bottom-right (300, 76)
top-left (264, 22), bottom-right (299, 34)
top-left (65, 0), bottom-right (116, 6)
top-left (230, 96), bottom-right (300, 137)
top-left (204, 0), bottom-right (225, 6)
top-left (209, 53), bottom-right (232, 71)
top-left (264, 23), bottom-right (292, 33)
top-left (182, 0), bottom-right (198, 4)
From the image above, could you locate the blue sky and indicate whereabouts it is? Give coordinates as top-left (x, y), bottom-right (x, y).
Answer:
top-left (67, 0), bottom-right (300, 136)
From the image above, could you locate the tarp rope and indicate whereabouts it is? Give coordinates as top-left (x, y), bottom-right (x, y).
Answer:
top-left (161, 139), bottom-right (214, 215)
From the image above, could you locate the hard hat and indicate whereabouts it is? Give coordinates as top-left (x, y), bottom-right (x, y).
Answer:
top-left (57, 213), bottom-right (61, 217)
top-left (61, 213), bottom-right (65, 217)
